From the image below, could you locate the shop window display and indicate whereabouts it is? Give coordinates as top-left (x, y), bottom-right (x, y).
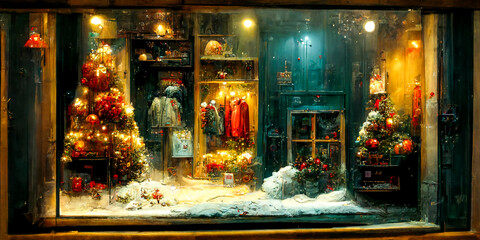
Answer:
top-left (47, 9), bottom-right (428, 221)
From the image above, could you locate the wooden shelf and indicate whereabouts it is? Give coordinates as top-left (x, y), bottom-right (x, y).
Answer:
top-left (71, 157), bottom-right (107, 161)
top-left (199, 79), bottom-right (258, 84)
top-left (358, 165), bottom-right (400, 168)
top-left (201, 56), bottom-right (258, 61)
top-left (354, 188), bottom-right (400, 193)
top-left (291, 139), bottom-right (341, 143)
top-left (198, 34), bottom-right (236, 37)
top-left (131, 36), bottom-right (188, 41)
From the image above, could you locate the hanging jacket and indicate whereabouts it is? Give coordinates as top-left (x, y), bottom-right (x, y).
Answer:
top-left (162, 97), bottom-right (182, 127)
top-left (224, 103), bottom-right (232, 137)
top-left (203, 105), bottom-right (219, 135)
top-left (231, 100), bottom-right (241, 137)
top-left (239, 99), bottom-right (250, 138)
top-left (217, 107), bottom-right (225, 136)
top-left (148, 97), bottom-right (163, 128)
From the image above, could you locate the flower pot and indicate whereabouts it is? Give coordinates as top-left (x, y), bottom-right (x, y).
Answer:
top-left (302, 174), bottom-right (328, 198)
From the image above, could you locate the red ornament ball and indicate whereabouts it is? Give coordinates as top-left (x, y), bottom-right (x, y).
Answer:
top-left (322, 164), bottom-right (329, 171)
top-left (402, 139), bottom-right (413, 153)
top-left (365, 138), bottom-right (379, 149)
top-left (300, 162), bottom-right (307, 170)
top-left (86, 114), bottom-right (100, 125)
top-left (394, 143), bottom-right (405, 155)
top-left (315, 158), bottom-right (321, 165)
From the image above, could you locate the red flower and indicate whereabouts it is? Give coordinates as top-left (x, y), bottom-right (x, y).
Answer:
top-left (323, 164), bottom-right (328, 171)
top-left (374, 99), bottom-right (380, 110)
top-left (300, 162), bottom-right (307, 170)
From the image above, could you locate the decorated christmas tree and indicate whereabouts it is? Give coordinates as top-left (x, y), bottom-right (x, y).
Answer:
top-left (355, 93), bottom-right (414, 165)
top-left (61, 43), bottom-right (148, 182)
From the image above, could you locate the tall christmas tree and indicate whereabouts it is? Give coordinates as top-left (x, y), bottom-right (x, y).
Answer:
top-left (355, 93), bottom-right (414, 165)
top-left (61, 43), bottom-right (148, 181)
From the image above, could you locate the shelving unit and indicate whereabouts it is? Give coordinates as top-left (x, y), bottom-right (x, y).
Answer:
top-left (192, 30), bottom-right (259, 185)
top-left (130, 36), bottom-right (194, 181)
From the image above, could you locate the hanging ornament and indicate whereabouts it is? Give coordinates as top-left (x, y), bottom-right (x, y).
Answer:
top-left (300, 162), bottom-right (307, 170)
top-left (402, 139), bottom-right (413, 153)
top-left (74, 140), bottom-right (85, 150)
top-left (86, 114), bottom-right (100, 125)
top-left (386, 117), bottom-right (393, 129)
top-left (394, 143), bottom-right (405, 155)
top-left (365, 138), bottom-right (379, 150)
top-left (322, 164), bottom-right (329, 171)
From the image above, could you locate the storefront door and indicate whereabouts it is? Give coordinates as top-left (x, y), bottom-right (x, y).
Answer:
top-left (438, 11), bottom-right (473, 231)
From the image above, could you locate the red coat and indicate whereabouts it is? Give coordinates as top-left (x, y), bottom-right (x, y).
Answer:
top-left (239, 100), bottom-right (250, 138)
top-left (231, 101), bottom-right (241, 137)
top-left (231, 99), bottom-right (249, 138)
top-left (225, 104), bottom-right (232, 137)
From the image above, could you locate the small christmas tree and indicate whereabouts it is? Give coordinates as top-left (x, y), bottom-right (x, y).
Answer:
top-left (355, 93), bottom-right (414, 165)
top-left (61, 43), bottom-right (148, 181)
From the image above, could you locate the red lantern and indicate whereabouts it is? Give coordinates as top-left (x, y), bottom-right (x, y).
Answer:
top-left (24, 32), bottom-right (47, 48)
top-left (402, 139), bottom-right (413, 153)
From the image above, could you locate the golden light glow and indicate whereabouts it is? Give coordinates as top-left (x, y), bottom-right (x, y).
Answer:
top-left (102, 126), bottom-right (107, 130)
top-left (386, 117), bottom-right (393, 128)
top-left (243, 19), bottom-right (253, 28)
top-left (230, 91), bottom-right (236, 96)
top-left (154, 24), bottom-right (166, 35)
top-left (364, 21), bottom-right (375, 33)
top-left (90, 16), bottom-right (103, 26)
top-left (411, 41), bottom-right (420, 49)
top-left (125, 106), bottom-right (134, 116)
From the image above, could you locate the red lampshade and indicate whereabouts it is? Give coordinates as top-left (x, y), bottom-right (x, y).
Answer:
top-left (24, 33), bottom-right (48, 48)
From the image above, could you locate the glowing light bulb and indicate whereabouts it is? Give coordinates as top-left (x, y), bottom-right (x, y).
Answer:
top-left (364, 21), bottom-right (375, 32)
top-left (155, 24), bottom-right (166, 35)
top-left (102, 126), bottom-right (107, 130)
top-left (230, 91), bottom-right (236, 96)
top-left (411, 41), bottom-right (419, 49)
top-left (90, 16), bottom-right (103, 25)
top-left (243, 19), bottom-right (253, 28)
top-left (125, 106), bottom-right (134, 116)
